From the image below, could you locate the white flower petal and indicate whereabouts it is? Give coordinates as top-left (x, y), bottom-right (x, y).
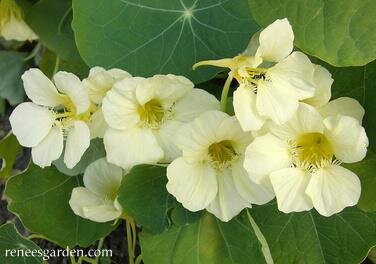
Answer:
top-left (256, 79), bottom-right (299, 125)
top-left (256, 18), bottom-right (294, 62)
top-left (1, 15), bottom-right (38, 41)
top-left (69, 187), bottom-right (121, 222)
top-left (232, 161), bottom-right (274, 205)
top-left (64, 121), bottom-right (90, 169)
top-left (303, 64), bottom-right (333, 107)
top-left (244, 133), bottom-right (291, 184)
top-left (31, 126), bottom-right (63, 168)
top-left (84, 67), bottom-right (131, 104)
top-left (137, 74), bottom-right (193, 108)
top-left (270, 167), bottom-right (313, 213)
top-left (9, 102), bottom-right (53, 147)
top-left (82, 204), bottom-right (122, 222)
top-left (319, 97), bottom-right (365, 123)
top-left (215, 116), bottom-right (253, 154)
top-left (306, 165), bottom-right (361, 217)
top-left (84, 158), bottom-right (123, 197)
top-left (104, 127), bottom-right (163, 168)
top-left (269, 51), bottom-right (315, 100)
top-left (156, 120), bottom-right (183, 163)
top-left (102, 78), bottom-right (141, 130)
top-left (89, 108), bottom-right (108, 139)
top-left (173, 89), bottom-right (220, 122)
top-left (174, 111), bottom-right (228, 163)
top-left (21, 68), bottom-right (65, 107)
top-left (53, 71), bottom-right (90, 114)
top-left (107, 68), bottom-right (132, 79)
top-left (268, 103), bottom-right (324, 140)
top-left (324, 115), bottom-right (368, 163)
top-left (167, 157), bottom-right (217, 212)
top-left (206, 170), bottom-right (251, 222)
top-left (243, 31), bottom-right (260, 56)
top-left (233, 84), bottom-right (266, 131)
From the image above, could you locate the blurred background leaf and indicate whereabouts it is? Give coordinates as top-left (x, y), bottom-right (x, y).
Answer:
top-left (0, 133), bottom-right (22, 180)
top-left (0, 51), bottom-right (27, 105)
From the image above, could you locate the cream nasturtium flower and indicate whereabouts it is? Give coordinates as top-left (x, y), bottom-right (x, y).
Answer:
top-left (9, 68), bottom-right (91, 169)
top-left (0, 0), bottom-right (37, 41)
top-left (83, 66), bottom-right (132, 139)
top-left (167, 111), bottom-right (274, 222)
top-left (83, 66), bottom-right (132, 105)
top-left (194, 18), bottom-right (316, 131)
top-left (244, 103), bottom-right (368, 216)
top-left (69, 158), bottom-right (124, 222)
top-left (102, 74), bottom-right (219, 169)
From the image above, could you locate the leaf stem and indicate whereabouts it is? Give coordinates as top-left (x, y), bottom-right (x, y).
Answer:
top-left (93, 237), bottom-right (105, 264)
top-left (24, 42), bottom-right (42, 61)
top-left (369, 247), bottom-right (376, 264)
top-left (125, 217), bottom-right (136, 264)
top-left (53, 55), bottom-right (60, 75)
top-left (247, 210), bottom-right (274, 264)
top-left (220, 75), bottom-right (233, 112)
top-left (27, 233), bottom-right (48, 240)
top-left (135, 254), bottom-right (143, 264)
top-left (68, 247), bottom-right (78, 264)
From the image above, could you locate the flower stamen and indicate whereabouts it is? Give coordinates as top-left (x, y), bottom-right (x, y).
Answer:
top-left (208, 140), bottom-right (238, 169)
top-left (138, 99), bottom-right (166, 129)
top-left (290, 132), bottom-right (334, 172)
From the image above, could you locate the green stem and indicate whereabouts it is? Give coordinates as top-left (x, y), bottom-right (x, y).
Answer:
top-left (369, 247), bottom-right (376, 264)
top-left (93, 238), bottom-right (105, 264)
top-left (247, 211), bottom-right (274, 264)
top-left (24, 42), bottom-right (41, 61)
top-left (27, 234), bottom-right (47, 240)
top-left (220, 75), bottom-right (233, 112)
top-left (135, 255), bottom-right (143, 264)
top-left (68, 247), bottom-right (78, 264)
top-left (78, 256), bottom-right (96, 264)
top-left (126, 219), bottom-right (135, 264)
top-left (53, 56), bottom-right (60, 75)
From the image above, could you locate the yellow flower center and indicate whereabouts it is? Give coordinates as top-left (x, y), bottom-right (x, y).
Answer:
top-left (208, 140), bottom-right (238, 169)
top-left (52, 99), bottom-right (95, 130)
top-left (292, 132), bottom-right (333, 170)
top-left (137, 99), bottom-right (165, 129)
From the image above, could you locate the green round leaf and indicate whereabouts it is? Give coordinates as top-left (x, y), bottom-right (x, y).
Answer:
top-left (250, 202), bottom-right (376, 264)
top-left (170, 202), bottom-right (202, 227)
top-left (0, 223), bottom-right (43, 264)
top-left (140, 212), bottom-right (269, 264)
top-left (248, 0), bottom-right (376, 66)
top-left (4, 164), bottom-right (116, 248)
top-left (53, 138), bottom-right (106, 176)
top-left (72, 0), bottom-right (258, 83)
top-left (118, 165), bottom-right (202, 233)
top-left (118, 165), bottom-right (173, 233)
top-left (343, 152), bottom-right (376, 212)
